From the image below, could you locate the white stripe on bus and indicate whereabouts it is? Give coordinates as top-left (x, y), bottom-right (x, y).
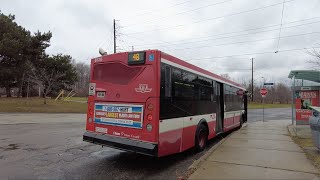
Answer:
top-left (159, 110), bottom-right (244, 133)
top-left (159, 114), bottom-right (215, 133)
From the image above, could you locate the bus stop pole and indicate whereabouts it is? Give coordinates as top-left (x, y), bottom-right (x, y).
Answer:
top-left (291, 76), bottom-right (295, 125)
top-left (263, 97), bottom-right (265, 122)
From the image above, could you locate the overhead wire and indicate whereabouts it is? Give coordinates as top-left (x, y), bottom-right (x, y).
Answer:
top-left (124, 0), bottom-right (296, 35)
top-left (128, 16), bottom-right (320, 48)
top-left (276, 0), bottom-right (286, 51)
top-left (132, 19), bottom-right (320, 48)
top-left (121, 0), bottom-right (193, 20)
top-left (124, 0), bottom-right (234, 27)
top-left (186, 46), bottom-right (320, 61)
top-left (157, 31), bottom-right (320, 51)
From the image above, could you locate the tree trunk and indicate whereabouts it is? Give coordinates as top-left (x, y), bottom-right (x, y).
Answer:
top-left (18, 73), bottom-right (25, 98)
top-left (44, 93), bottom-right (47, 104)
top-left (6, 86), bottom-right (11, 97)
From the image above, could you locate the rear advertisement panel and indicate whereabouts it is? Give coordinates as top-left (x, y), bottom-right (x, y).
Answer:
top-left (94, 103), bottom-right (144, 129)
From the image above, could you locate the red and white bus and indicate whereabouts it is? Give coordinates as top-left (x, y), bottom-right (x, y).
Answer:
top-left (83, 50), bottom-right (247, 157)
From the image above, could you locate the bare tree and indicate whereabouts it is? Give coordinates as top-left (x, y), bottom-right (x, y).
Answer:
top-left (220, 73), bottom-right (231, 80)
top-left (306, 49), bottom-right (320, 69)
top-left (73, 62), bottom-right (90, 96)
top-left (30, 54), bottom-right (77, 104)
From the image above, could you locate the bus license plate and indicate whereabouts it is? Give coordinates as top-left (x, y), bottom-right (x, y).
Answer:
top-left (95, 127), bottom-right (108, 133)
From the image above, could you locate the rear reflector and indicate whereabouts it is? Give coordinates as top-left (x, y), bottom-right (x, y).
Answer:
top-left (147, 104), bottom-right (154, 111)
top-left (147, 114), bottom-right (153, 121)
top-left (146, 124), bottom-right (152, 131)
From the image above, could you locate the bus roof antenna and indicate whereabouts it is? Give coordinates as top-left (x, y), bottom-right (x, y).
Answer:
top-left (99, 48), bottom-right (108, 56)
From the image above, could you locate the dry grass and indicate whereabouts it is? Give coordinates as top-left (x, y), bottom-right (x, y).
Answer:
top-left (291, 136), bottom-right (320, 170)
top-left (0, 97), bottom-right (87, 113)
top-left (288, 126), bottom-right (320, 171)
top-left (248, 103), bottom-right (291, 109)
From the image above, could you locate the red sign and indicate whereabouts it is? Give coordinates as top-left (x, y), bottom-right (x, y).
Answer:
top-left (260, 88), bottom-right (268, 97)
top-left (295, 90), bottom-right (320, 122)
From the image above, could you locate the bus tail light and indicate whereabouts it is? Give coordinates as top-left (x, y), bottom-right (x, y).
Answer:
top-left (86, 98), bottom-right (95, 131)
top-left (89, 108), bottom-right (93, 116)
top-left (147, 114), bottom-right (153, 121)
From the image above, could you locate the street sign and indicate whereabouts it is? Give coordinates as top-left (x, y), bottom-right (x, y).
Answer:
top-left (264, 82), bottom-right (274, 86)
top-left (260, 88), bottom-right (268, 98)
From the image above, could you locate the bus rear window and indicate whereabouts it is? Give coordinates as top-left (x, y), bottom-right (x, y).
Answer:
top-left (93, 62), bottom-right (144, 85)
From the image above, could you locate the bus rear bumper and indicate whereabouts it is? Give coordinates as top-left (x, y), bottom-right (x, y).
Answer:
top-left (83, 131), bottom-right (158, 156)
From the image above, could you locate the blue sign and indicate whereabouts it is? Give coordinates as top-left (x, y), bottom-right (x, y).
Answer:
top-left (149, 54), bottom-right (154, 61)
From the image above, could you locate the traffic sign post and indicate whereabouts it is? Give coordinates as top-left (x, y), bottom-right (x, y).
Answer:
top-left (260, 88), bottom-right (268, 122)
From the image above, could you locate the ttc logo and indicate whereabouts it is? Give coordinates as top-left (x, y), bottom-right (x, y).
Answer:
top-left (135, 84), bottom-right (152, 93)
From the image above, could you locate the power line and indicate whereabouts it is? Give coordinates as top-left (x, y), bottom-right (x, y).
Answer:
top-left (122, 33), bottom-right (179, 51)
top-left (184, 46), bottom-right (320, 61)
top-left (123, 16), bottom-right (320, 48)
top-left (124, 0), bottom-right (234, 27)
top-left (168, 31), bottom-right (320, 51)
top-left (132, 19), bottom-right (320, 48)
top-left (125, 0), bottom-right (296, 35)
top-left (121, 0), bottom-right (193, 20)
top-left (276, 0), bottom-right (286, 52)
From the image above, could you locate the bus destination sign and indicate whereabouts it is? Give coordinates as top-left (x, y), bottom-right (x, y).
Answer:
top-left (128, 51), bottom-right (146, 65)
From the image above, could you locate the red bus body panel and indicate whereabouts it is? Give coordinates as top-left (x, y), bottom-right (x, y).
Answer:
top-left (84, 50), bottom-right (245, 157)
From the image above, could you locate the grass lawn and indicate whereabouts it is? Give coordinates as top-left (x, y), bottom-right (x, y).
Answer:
top-left (248, 103), bottom-right (291, 109)
top-left (291, 136), bottom-right (320, 170)
top-left (0, 97), bottom-right (87, 113)
top-left (64, 96), bottom-right (87, 101)
top-left (288, 125), bottom-right (320, 172)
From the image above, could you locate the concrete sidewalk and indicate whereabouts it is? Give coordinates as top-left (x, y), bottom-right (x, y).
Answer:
top-left (189, 120), bottom-right (319, 180)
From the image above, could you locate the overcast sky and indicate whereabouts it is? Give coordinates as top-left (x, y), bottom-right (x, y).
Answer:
top-left (1, 0), bottom-right (320, 85)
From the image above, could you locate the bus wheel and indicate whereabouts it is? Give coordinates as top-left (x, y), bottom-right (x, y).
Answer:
top-left (195, 124), bottom-right (208, 152)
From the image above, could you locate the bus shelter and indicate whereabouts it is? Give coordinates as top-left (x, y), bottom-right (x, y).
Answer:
top-left (288, 70), bottom-right (320, 125)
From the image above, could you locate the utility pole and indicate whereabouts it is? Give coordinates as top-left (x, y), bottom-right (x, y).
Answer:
top-left (113, 19), bottom-right (116, 54)
top-left (132, 46), bottom-right (134, 51)
top-left (251, 58), bottom-right (254, 102)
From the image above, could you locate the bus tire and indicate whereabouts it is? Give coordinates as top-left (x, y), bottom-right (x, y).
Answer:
top-left (195, 123), bottom-right (208, 152)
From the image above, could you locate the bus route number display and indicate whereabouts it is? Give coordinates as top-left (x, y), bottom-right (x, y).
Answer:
top-left (128, 52), bottom-right (146, 65)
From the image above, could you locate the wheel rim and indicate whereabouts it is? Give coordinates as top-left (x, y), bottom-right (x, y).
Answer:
top-left (199, 129), bottom-right (206, 148)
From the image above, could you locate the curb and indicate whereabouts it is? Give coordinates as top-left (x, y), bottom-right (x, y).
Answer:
top-left (185, 123), bottom-right (248, 179)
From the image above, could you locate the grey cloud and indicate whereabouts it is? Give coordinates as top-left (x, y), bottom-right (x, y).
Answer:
top-left (1, 0), bottom-right (319, 82)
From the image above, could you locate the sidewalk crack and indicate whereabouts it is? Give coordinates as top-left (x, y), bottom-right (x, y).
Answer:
top-left (208, 160), bottom-right (319, 175)
top-left (222, 145), bottom-right (304, 153)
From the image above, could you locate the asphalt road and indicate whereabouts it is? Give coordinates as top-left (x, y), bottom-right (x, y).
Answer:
top-left (0, 108), bottom-right (291, 180)
top-left (247, 108), bottom-right (292, 122)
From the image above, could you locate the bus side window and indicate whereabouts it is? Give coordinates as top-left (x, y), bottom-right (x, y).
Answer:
top-left (165, 66), bottom-right (172, 97)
